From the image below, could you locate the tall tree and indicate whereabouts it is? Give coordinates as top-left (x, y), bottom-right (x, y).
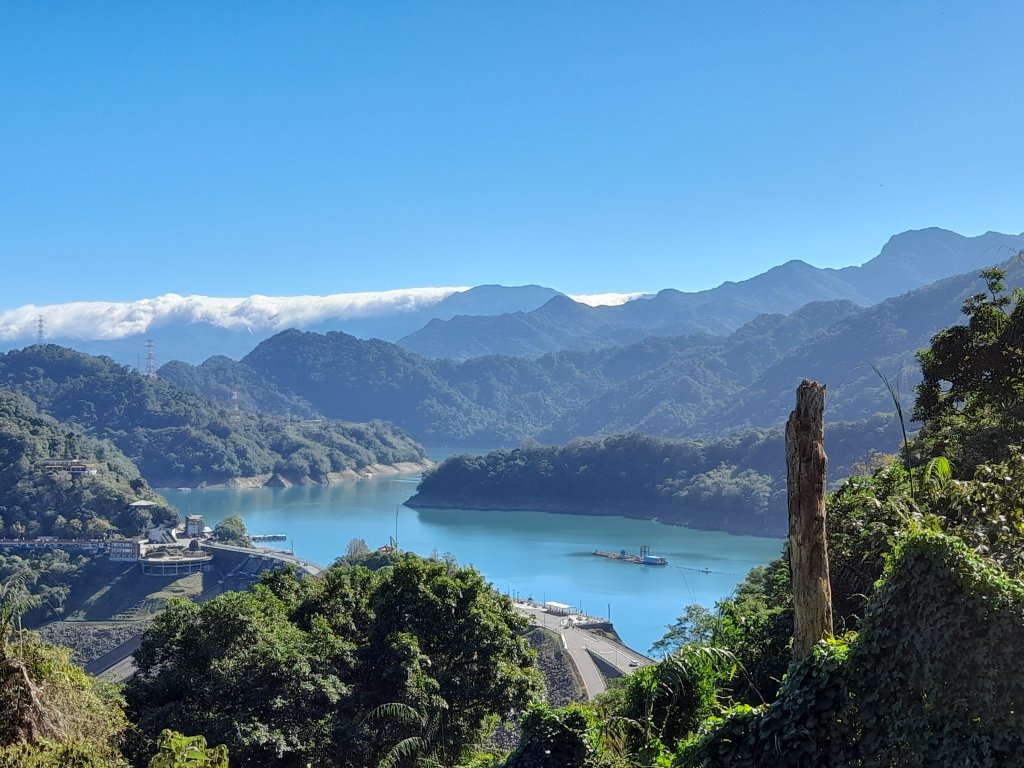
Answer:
top-left (915, 265), bottom-right (1024, 469)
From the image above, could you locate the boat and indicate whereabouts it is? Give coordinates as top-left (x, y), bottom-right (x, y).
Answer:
top-left (592, 545), bottom-right (668, 566)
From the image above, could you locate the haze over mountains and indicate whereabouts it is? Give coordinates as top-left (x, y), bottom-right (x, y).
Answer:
top-left (5, 225), bottom-right (1024, 534)
top-left (399, 228), bottom-right (1024, 358)
top-left (157, 256), bottom-right (1024, 453)
top-left (3, 228), bottom-right (1021, 366)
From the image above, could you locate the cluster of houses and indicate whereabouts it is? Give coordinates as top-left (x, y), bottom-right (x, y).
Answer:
top-left (1, 503), bottom-right (216, 576)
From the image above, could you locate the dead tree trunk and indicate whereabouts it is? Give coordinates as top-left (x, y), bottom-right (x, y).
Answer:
top-left (786, 379), bottom-right (832, 660)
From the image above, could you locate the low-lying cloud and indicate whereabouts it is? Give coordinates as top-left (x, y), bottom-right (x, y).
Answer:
top-left (0, 287), bottom-right (648, 342)
top-left (568, 292), bottom-right (649, 307)
top-left (0, 288), bottom-right (469, 342)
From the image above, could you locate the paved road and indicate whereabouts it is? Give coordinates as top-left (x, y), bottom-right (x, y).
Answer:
top-left (518, 605), bottom-right (608, 698)
top-left (515, 604), bottom-right (653, 699)
top-left (202, 542), bottom-right (323, 576)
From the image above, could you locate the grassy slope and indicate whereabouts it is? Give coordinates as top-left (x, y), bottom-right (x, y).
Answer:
top-left (30, 559), bottom-right (210, 665)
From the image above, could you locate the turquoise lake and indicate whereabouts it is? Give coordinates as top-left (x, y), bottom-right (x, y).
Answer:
top-left (163, 473), bottom-right (782, 654)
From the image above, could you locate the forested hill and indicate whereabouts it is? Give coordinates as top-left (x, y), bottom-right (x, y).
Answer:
top-left (165, 299), bottom-right (861, 446)
top-left (162, 259), bottom-right (1023, 449)
top-left (0, 391), bottom-right (177, 537)
top-left (0, 345), bottom-right (427, 487)
top-left (408, 419), bottom-right (903, 537)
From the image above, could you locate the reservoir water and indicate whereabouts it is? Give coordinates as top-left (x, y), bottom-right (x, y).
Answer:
top-left (163, 473), bottom-right (782, 654)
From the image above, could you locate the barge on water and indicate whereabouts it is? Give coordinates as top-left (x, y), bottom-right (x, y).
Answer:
top-left (592, 545), bottom-right (668, 566)
top-left (251, 534), bottom-right (287, 542)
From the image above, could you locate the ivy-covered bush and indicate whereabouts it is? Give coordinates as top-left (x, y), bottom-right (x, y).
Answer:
top-left (504, 704), bottom-right (595, 768)
top-left (681, 532), bottom-right (1024, 767)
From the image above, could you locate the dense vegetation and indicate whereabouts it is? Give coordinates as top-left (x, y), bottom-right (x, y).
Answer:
top-left (124, 556), bottom-right (542, 768)
top-left (5, 267), bottom-right (1024, 767)
top-left (210, 514), bottom-right (251, 547)
top-left (0, 549), bottom-right (96, 623)
top-left (409, 418), bottom-right (902, 537)
top-left (635, 267), bottom-right (1024, 765)
top-left (0, 345), bottom-right (427, 487)
top-left (0, 600), bottom-right (129, 767)
top-left (0, 391), bottom-right (176, 538)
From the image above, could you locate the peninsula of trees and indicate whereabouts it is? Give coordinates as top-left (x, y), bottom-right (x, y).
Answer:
top-left (408, 417), bottom-right (903, 537)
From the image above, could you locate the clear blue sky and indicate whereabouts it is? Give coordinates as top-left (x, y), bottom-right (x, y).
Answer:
top-left (2, 2), bottom-right (1022, 308)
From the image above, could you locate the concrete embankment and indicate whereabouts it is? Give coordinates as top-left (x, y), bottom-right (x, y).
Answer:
top-left (515, 603), bottom-right (653, 699)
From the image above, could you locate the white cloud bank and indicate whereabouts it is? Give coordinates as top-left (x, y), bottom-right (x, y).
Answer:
top-left (0, 287), bottom-right (647, 342)
top-left (568, 292), bottom-right (649, 307)
top-left (0, 287), bottom-right (469, 342)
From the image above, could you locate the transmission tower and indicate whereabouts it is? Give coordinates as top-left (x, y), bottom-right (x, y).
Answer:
top-left (230, 386), bottom-right (241, 427)
top-left (36, 315), bottom-right (45, 344)
top-left (145, 340), bottom-right (157, 382)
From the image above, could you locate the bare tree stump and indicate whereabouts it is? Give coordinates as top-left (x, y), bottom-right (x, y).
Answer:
top-left (786, 379), bottom-right (832, 659)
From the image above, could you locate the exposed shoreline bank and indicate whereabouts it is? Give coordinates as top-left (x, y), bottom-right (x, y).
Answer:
top-left (406, 495), bottom-right (784, 539)
top-left (169, 459), bottom-right (435, 491)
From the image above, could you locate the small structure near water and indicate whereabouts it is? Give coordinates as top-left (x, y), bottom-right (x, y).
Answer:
top-left (543, 600), bottom-right (573, 615)
top-left (251, 533), bottom-right (287, 542)
top-left (592, 545), bottom-right (668, 566)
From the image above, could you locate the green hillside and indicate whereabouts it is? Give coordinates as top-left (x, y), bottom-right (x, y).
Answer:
top-left (0, 390), bottom-right (175, 538)
top-left (0, 344), bottom-right (427, 487)
top-left (409, 418), bottom-right (903, 537)
top-left (161, 261), bottom-right (1020, 452)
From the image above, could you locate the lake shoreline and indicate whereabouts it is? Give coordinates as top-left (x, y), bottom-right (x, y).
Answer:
top-left (160, 478), bottom-right (783, 652)
top-left (405, 495), bottom-right (784, 539)
top-left (172, 460), bottom-right (435, 490)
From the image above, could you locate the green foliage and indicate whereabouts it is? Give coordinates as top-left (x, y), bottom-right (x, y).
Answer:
top-left (0, 391), bottom-right (173, 537)
top-left (649, 606), bottom-right (717, 659)
top-left (0, 344), bottom-right (426, 488)
top-left (412, 420), bottom-right (905, 537)
top-left (413, 434), bottom-right (785, 535)
top-left (914, 265), bottom-right (1024, 470)
top-left (0, 550), bottom-right (93, 622)
top-left (125, 554), bottom-right (542, 768)
top-left (504, 704), bottom-right (596, 768)
top-left (682, 532), bottom-right (1024, 767)
top-left (148, 730), bottom-right (228, 768)
top-left (0, 739), bottom-right (111, 768)
top-left (211, 514), bottom-right (251, 547)
top-left (596, 650), bottom-right (727, 765)
top-left (653, 561), bottom-right (792, 708)
top-left (0, 622), bottom-right (127, 766)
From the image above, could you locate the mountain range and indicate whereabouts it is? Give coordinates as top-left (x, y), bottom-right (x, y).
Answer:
top-left (4, 228), bottom-right (1022, 366)
top-left (398, 229), bottom-right (1024, 358)
top-left (158, 255), bottom-right (1024, 451)
top-left (0, 344), bottom-right (426, 488)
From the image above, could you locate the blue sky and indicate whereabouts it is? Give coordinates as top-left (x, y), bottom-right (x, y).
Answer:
top-left (2, 2), bottom-right (1022, 308)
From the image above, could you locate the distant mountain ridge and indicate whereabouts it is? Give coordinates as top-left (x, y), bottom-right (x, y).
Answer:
top-left (159, 256), bottom-right (1024, 449)
top-left (0, 285), bottom-right (563, 365)
top-left (3, 227), bottom-right (1020, 365)
top-left (397, 228), bottom-right (1024, 359)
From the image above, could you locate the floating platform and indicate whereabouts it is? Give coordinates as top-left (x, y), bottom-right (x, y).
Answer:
top-left (251, 534), bottom-right (287, 542)
top-left (592, 546), bottom-right (667, 566)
